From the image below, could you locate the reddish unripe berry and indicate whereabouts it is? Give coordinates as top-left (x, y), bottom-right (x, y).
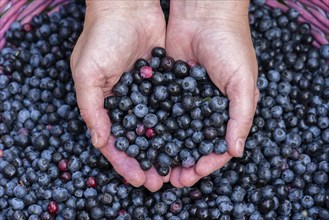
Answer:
top-left (60, 172), bottom-right (71, 182)
top-left (121, 177), bottom-right (130, 186)
top-left (86, 176), bottom-right (97, 188)
top-left (58, 159), bottom-right (69, 172)
top-left (18, 128), bottom-right (29, 135)
top-left (170, 201), bottom-right (183, 213)
top-left (140, 66), bottom-right (153, 78)
top-left (187, 59), bottom-right (198, 68)
top-left (136, 124), bottom-right (145, 136)
top-left (146, 128), bottom-right (155, 139)
top-left (23, 23), bottom-right (32, 32)
top-left (48, 201), bottom-right (58, 214)
top-left (118, 209), bottom-right (127, 215)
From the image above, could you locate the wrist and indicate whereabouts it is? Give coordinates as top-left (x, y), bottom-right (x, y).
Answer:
top-left (86, 0), bottom-right (161, 18)
top-left (170, 0), bottom-right (249, 22)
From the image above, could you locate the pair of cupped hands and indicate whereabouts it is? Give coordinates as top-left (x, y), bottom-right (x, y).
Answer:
top-left (70, 1), bottom-right (259, 192)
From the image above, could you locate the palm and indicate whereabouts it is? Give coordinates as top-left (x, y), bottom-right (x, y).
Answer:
top-left (71, 10), bottom-right (168, 191)
top-left (166, 19), bottom-right (258, 187)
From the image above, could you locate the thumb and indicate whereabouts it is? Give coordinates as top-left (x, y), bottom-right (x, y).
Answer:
top-left (225, 77), bottom-right (258, 157)
top-left (73, 71), bottom-right (110, 148)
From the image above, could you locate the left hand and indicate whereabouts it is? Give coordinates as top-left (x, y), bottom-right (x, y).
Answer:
top-left (166, 0), bottom-right (259, 187)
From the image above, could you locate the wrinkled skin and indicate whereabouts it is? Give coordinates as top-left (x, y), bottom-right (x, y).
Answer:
top-left (166, 1), bottom-right (259, 188)
top-left (71, 1), bottom-right (168, 191)
top-left (71, 0), bottom-right (258, 191)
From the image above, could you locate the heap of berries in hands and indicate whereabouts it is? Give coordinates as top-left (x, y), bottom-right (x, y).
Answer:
top-left (104, 47), bottom-right (229, 176)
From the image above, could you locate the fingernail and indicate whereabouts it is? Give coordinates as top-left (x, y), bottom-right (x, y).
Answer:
top-left (90, 129), bottom-right (98, 147)
top-left (236, 138), bottom-right (245, 157)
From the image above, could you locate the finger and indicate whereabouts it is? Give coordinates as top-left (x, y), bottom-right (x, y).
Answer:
top-left (169, 167), bottom-right (184, 188)
top-left (225, 77), bottom-right (257, 157)
top-left (179, 167), bottom-right (202, 187)
top-left (195, 153), bottom-right (233, 177)
top-left (100, 136), bottom-right (145, 187)
top-left (144, 167), bottom-right (164, 192)
top-left (72, 65), bottom-right (110, 148)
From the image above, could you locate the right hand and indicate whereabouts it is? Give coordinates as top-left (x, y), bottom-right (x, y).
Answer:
top-left (70, 1), bottom-right (167, 191)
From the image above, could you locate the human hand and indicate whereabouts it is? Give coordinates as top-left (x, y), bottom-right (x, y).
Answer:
top-left (70, 1), bottom-right (167, 191)
top-left (166, 0), bottom-right (259, 187)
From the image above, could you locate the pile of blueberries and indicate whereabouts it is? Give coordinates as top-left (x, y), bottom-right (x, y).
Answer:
top-left (0, 0), bottom-right (329, 219)
top-left (107, 49), bottom-right (229, 175)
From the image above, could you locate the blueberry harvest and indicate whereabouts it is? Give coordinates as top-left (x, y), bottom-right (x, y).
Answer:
top-left (105, 48), bottom-right (229, 175)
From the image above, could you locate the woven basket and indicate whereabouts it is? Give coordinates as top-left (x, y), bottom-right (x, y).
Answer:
top-left (0, 0), bottom-right (69, 49)
top-left (265, 0), bottom-right (329, 48)
top-left (0, 0), bottom-right (328, 48)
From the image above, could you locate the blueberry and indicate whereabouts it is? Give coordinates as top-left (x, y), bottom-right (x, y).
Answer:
top-left (313, 171), bottom-right (328, 185)
top-left (209, 96), bottom-right (227, 112)
top-left (118, 96), bottom-right (133, 112)
top-left (164, 142), bottom-right (179, 157)
top-left (171, 103), bottom-right (185, 117)
top-left (160, 100), bottom-right (173, 112)
top-left (166, 83), bottom-right (181, 98)
top-left (190, 65), bottom-right (206, 80)
top-left (111, 123), bottom-right (125, 136)
top-left (273, 127), bottom-right (286, 142)
top-left (151, 47), bottom-right (166, 58)
top-left (13, 185), bottom-right (27, 199)
top-left (115, 137), bottom-right (129, 151)
top-left (133, 137), bottom-right (147, 151)
top-left (157, 166), bottom-right (170, 176)
top-left (154, 86), bottom-right (168, 101)
top-left (104, 96), bottom-right (118, 110)
top-left (213, 139), bottom-right (227, 154)
top-left (199, 141), bottom-right (214, 155)
top-left (9, 198), bottom-right (25, 210)
top-left (149, 136), bottom-right (165, 149)
top-left (126, 144), bottom-right (139, 157)
top-left (157, 153), bottom-right (172, 167)
top-left (173, 61), bottom-right (189, 78)
top-left (161, 190), bottom-right (177, 205)
top-left (52, 187), bottom-right (69, 203)
top-left (182, 77), bottom-right (197, 92)
top-left (319, 44), bottom-right (329, 59)
top-left (122, 114), bottom-right (138, 130)
top-left (138, 80), bottom-right (153, 96)
top-left (4, 164), bottom-right (17, 179)
top-left (130, 91), bottom-right (147, 105)
top-left (191, 107), bottom-right (203, 120)
top-left (203, 127), bottom-right (218, 140)
top-left (134, 58), bottom-right (149, 70)
top-left (27, 204), bottom-right (43, 215)
top-left (150, 57), bottom-right (161, 69)
top-left (192, 131), bottom-right (204, 144)
top-left (140, 159), bottom-right (152, 171)
top-left (143, 114), bottom-right (158, 128)
top-left (160, 56), bottom-right (175, 71)
top-left (218, 201), bottom-right (233, 214)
